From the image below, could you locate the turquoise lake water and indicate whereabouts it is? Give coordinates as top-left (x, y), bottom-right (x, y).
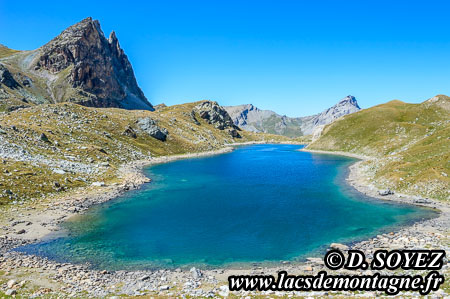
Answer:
top-left (19, 144), bottom-right (436, 270)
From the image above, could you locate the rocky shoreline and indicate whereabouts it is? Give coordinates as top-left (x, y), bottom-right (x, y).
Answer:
top-left (0, 145), bottom-right (448, 297)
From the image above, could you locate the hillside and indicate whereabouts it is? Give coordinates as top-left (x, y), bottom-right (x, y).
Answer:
top-left (225, 95), bottom-right (360, 137)
top-left (308, 95), bottom-right (450, 200)
top-left (0, 17), bottom-right (153, 111)
top-left (0, 101), bottom-right (287, 203)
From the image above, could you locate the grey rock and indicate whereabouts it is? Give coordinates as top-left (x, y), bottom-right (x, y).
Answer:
top-left (378, 189), bottom-right (394, 196)
top-left (0, 64), bottom-right (19, 89)
top-left (227, 128), bottom-right (241, 138)
top-left (190, 110), bottom-right (200, 125)
top-left (153, 103), bottom-right (167, 110)
top-left (6, 279), bottom-right (16, 288)
top-left (122, 126), bottom-right (137, 138)
top-left (225, 95), bottom-right (361, 137)
top-left (193, 101), bottom-right (236, 130)
top-left (22, 78), bottom-right (31, 86)
top-left (5, 289), bottom-right (16, 296)
top-left (40, 133), bottom-right (50, 142)
top-left (190, 267), bottom-right (202, 279)
top-left (218, 285), bottom-right (229, 297)
top-left (137, 117), bottom-right (168, 141)
top-left (414, 198), bottom-right (430, 204)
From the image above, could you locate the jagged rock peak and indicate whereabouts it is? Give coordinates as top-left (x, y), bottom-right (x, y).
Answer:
top-left (35, 17), bottom-right (153, 110)
top-left (338, 95), bottom-right (360, 108)
top-left (311, 95), bottom-right (361, 128)
top-left (225, 95), bottom-right (361, 137)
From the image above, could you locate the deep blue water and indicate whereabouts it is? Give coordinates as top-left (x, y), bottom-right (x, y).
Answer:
top-left (18, 144), bottom-right (436, 270)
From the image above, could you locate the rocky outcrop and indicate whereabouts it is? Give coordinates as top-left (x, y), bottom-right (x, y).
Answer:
top-left (34, 17), bottom-right (153, 110)
top-left (153, 103), bottom-right (167, 110)
top-left (137, 117), bottom-right (168, 141)
top-left (0, 64), bottom-right (19, 89)
top-left (225, 95), bottom-right (361, 137)
top-left (193, 101), bottom-right (241, 138)
top-left (193, 101), bottom-right (235, 130)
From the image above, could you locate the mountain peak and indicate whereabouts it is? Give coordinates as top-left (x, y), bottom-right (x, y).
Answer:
top-left (34, 17), bottom-right (153, 110)
top-left (338, 95), bottom-right (360, 108)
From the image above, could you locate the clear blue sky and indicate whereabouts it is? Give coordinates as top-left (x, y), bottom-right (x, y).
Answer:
top-left (1, 0), bottom-right (450, 116)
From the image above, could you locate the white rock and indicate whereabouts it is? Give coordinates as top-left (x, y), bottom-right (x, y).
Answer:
top-left (7, 279), bottom-right (16, 288)
top-left (219, 285), bottom-right (229, 297)
top-left (190, 267), bottom-right (202, 279)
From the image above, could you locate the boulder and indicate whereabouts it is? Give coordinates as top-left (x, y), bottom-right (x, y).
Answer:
top-left (218, 285), bottom-right (229, 297)
top-left (414, 198), bottom-right (430, 204)
top-left (227, 128), bottom-right (241, 138)
top-left (0, 64), bottom-right (19, 89)
top-left (122, 126), bottom-right (137, 138)
top-left (6, 279), bottom-right (16, 288)
top-left (40, 133), bottom-right (50, 142)
top-left (5, 289), bottom-right (16, 296)
top-left (137, 117), bottom-right (168, 141)
top-left (139, 275), bottom-right (150, 281)
top-left (190, 267), bottom-right (202, 279)
top-left (154, 103), bottom-right (167, 110)
top-left (190, 110), bottom-right (200, 125)
top-left (378, 189), bottom-right (394, 196)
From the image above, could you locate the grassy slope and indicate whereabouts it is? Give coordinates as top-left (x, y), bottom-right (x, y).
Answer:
top-left (0, 102), bottom-right (289, 204)
top-left (308, 95), bottom-right (450, 200)
top-left (0, 45), bottom-right (19, 58)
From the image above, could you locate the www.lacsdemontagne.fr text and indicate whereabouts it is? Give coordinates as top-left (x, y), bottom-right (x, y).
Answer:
top-left (228, 270), bottom-right (444, 295)
top-left (228, 250), bottom-right (446, 295)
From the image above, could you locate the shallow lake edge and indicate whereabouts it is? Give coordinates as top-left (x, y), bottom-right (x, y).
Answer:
top-left (8, 141), bottom-right (446, 271)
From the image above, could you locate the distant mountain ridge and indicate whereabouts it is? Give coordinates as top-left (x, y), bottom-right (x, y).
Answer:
top-left (0, 17), bottom-right (153, 111)
top-left (225, 95), bottom-right (361, 137)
